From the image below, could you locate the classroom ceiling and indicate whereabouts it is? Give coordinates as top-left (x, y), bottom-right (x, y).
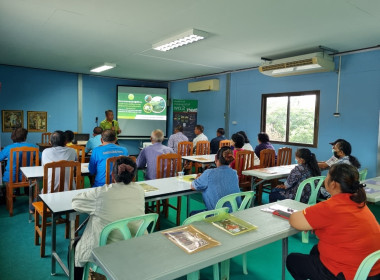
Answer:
top-left (0, 0), bottom-right (380, 81)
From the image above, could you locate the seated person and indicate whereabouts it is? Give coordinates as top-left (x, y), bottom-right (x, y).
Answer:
top-left (254, 132), bottom-right (276, 159)
top-left (269, 148), bottom-right (320, 203)
top-left (191, 146), bottom-right (241, 212)
top-left (72, 156), bottom-right (145, 280)
top-left (210, 128), bottom-right (226, 154)
top-left (320, 139), bottom-right (361, 199)
top-left (136, 129), bottom-right (173, 180)
top-left (85, 127), bottom-right (103, 153)
top-left (64, 130), bottom-right (75, 146)
top-left (192, 124), bottom-right (208, 153)
top-left (229, 133), bottom-right (245, 170)
top-left (42, 131), bottom-right (77, 193)
top-left (318, 138), bottom-right (345, 170)
top-left (286, 164), bottom-right (380, 280)
top-left (89, 130), bottom-right (128, 187)
top-left (0, 128), bottom-right (38, 184)
top-left (168, 125), bottom-right (188, 153)
top-left (238, 131), bottom-right (254, 151)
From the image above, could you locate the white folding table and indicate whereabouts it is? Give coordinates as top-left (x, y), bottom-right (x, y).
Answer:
top-left (91, 199), bottom-right (308, 280)
top-left (38, 175), bottom-right (197, 279)
top-left (363, 177), bottom-right (380, 203)
top-left (181, 154), bottom-right (216, 164)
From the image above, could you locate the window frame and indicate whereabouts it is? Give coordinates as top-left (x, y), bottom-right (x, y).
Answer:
top-left (260, 90), bottom-right (320, 148)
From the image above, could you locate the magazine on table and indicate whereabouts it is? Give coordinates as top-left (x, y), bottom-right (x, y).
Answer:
top-left (177, 174), bottom-right (197, 183)
top-left (137, 182), bottom-right (158, 192)
top-left (205, 213), bottom-right (257, 236)
top-left (162, 225), bottom-right (220, 254)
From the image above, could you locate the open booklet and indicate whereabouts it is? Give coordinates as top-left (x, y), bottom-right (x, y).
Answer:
top-left (162, 225), bottom-right (220, 254)
top-left (205, 212), bottom-right (257, 236)
top-left (261, 204), bottom-right (297, 219)
top-left (137, 182), bottom-right (158, 192)
top-left (177, 174), bottom-right (197, 183)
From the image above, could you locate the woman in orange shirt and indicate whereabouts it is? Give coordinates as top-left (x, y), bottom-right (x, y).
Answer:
top-left (287, 164), bottom-right (380, 280)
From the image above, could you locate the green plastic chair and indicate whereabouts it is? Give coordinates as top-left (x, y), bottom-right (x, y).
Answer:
top-left (215, 191), bottom-right (255, 212)
top-left (183, 207), bottom-right (230, 280)
top-left (294, 176), bottom-right (325, 243)
top-left (82, 213), bottom-right (159, 280)
top-left (215, 191), bottom-right (255, 278)
top-left (359, 168), bottom-right (368, 182)
top-left (354, 250), bottom-right (380, 280)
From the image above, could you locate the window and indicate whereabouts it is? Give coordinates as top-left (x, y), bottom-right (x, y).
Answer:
top-left (261, 90), bottom-right (320, 147)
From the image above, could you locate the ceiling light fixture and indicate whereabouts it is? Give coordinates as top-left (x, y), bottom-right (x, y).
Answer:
top-left (153, 29), bottom-right (208, 52)
top-left (90, 63), bottom-right (116, 73)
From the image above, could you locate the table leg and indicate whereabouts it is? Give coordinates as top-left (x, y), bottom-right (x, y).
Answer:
top-left (69, 212), bottom-right (76, 280)
top-left (250, 180), bottom-right (263, 207)
top-left (28, 179), bottom-right (33, 223)
top-left (51, 213), bottom-right (57, 275)
top-left (282, 237), bottom-right (288, 280)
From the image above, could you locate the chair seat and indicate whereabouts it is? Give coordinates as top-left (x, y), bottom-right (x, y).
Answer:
top-left (32, 201), bottom-right (51, 214)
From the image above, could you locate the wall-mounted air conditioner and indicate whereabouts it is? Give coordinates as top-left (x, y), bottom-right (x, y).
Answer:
top-left (188, 79), bottom-right (220, 92)
top-left (259, 52), bottom-right (335, 77)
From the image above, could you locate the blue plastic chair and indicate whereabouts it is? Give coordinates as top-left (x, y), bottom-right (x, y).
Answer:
top-left (182, 207), bottom-right (230, 280)
top-left (294, 176), bottom-right (325, 243)
top-left (215, 191), bottom-right (255, 278)
top-left (82, 213), bottom-right (159, 280)
top-left (354, 250), bottom-right (380, 280)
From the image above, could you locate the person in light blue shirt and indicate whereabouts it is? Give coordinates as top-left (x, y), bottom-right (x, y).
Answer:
top-left (191, 146), bottom-right (241, 212)
top-left (0, 128), bottom-right (38, 183)
top-left (89, 130), bottom-right (128, 187)
top-left (85, 127), bottom-right (103, 153)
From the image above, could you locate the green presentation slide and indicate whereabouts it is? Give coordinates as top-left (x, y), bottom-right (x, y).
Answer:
top-left (118, 92), bottom-right (167, 120)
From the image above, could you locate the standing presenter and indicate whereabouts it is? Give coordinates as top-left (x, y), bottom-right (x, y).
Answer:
top-left (100, 110), bottom-right (122, 138)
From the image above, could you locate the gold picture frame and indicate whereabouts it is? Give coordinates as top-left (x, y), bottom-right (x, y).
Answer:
top-left (2, 110), bottom-right (24, 132)
top-left (27, 111), bottom-right (47, 132)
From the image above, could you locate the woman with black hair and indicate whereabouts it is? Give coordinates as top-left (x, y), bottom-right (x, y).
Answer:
top-left (269, 148), bottom-right (320, 203)
top-left (191, 146), bottom-right (241, 212)
top-left (287, 164), bottom-right (380, 280)
top-left (333, 139), bottom-right (361, 168)
top-left (254, 132), bottom-right (275, 159)
top-left (238, 131), bottom-right (253, 151)
top-left (72, 156), bottom-right (145, 280)
top-left (230, 133), bottom-right (245, 169)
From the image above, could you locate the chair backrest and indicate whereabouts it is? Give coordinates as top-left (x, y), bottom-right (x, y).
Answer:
top-left (177, 141), bottom-right (193, 156)
top-left (260, 149), bottom-right (275, 168)
top-left (277, 147), bottom-right (292, 166)
top-left (99, 213), bottom-right (159, 246)
top-left (294, 176), bottom-right (326, 205)
top-left (219, 140), bottom-right (232, 149)
top-left (196, 141), bottom-right (211, 155)
top-left (9, 147), bottom-right (40, 185)
top-left (105, 156), bottom-right (137, 184)
top-left (215, 191), bottom-right (255, 212)
top-left (68, 144), bottom-right (85, 163)
top-left (41, 132), bottom-right (51, 144)
top-left (354, 250), bottom-right (380, 280)
top-left (156, 153), bottom-right (182, 179)
top-left (182, 207), bottom-right (229, 225)
top-left (43, 160), bottom-right (82, 194)
top-left (235, 150), bottom-right (256, 185)
top-left (359, 168), bottom-right (368, 182)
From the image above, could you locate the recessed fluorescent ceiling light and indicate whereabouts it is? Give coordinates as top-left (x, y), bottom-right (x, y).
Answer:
top-left (90, 63), bottom-right (116, 73)
top-left (153, 29), bottom-right (208, 52)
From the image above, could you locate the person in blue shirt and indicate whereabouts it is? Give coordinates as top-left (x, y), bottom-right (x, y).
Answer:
top-left (85, 127), bottom-right (103, 153)
top-left (89, 129), bottom-right (128, 187)
top-left (191, 146), bottom-right (241, 212)
top-left (0, 127), bottom-right (38, 184)
top-left (210, 128), bottom-right (227, 154)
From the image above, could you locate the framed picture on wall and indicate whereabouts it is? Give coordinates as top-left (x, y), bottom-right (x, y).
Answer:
top-left (27, 111), bottom-right (47, 132)
top-left (2, 110), bottom-right (24, 132)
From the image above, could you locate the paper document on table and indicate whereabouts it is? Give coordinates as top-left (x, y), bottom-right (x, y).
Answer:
top-left (178, 175), bottom-right (196, 183)
top-left (365, 180), bottom-right (380, 186)
top-left (194, 157), bottom-right (208, 161)
top-left (261, 204), bottom-right (297, 214)
top-left (205, 213), bottom-right (257, 236)
top-left (254, 168), bottom-right (277, 174)
top-left (365, 188), bottom-right (380, 194)
top-left (138, 183), bottom-right (159, 192)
